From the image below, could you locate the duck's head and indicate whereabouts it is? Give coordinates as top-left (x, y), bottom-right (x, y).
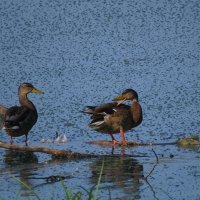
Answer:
top-left (19, 83), bottom-right (44, 95)
top-left (112, 89), bottom-right (138, 102)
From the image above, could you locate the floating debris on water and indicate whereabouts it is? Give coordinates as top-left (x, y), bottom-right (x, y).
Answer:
top-left (41, 133), bottom-right (67, 143)
top-left (41, 138), bottom-right (54, 143)
top-left (176, 135), bottom-right (200, 147)
top-left (54, 134), bottom-right (67, 143)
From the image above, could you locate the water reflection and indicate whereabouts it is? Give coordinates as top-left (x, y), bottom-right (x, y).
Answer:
top-left (90, 156), bottom-right (143, 196)
top-left (3, 150), bottom-right (38, 197)
top-left (4, 150), bottom-right (38, 165)
top-left (110, 146), bottom-right (133, 156)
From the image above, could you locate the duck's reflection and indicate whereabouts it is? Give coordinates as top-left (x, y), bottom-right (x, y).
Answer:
top-left (4, 150), bottom-right (38, 165)
top-left (3, 150), bottom-right (38, 196)
top-left (90, 156), bottom-right (143, 195)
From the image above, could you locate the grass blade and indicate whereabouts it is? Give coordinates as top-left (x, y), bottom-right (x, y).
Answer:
top-left (93, 159), bottom-right (104, 200)
top-left (10, 174), bottom-right (41, 200)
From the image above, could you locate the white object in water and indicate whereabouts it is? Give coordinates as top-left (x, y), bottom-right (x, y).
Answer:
top-left (41, 138), bottom-right (54, 143)
top-left (54, 134), bottom-right (67, 143)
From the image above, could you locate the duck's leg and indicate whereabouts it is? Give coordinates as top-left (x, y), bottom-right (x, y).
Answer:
top-left (110, 133), bottom-right (120, 144)
top-left (25, 134), bottom-right (28, 146)
top-left (120, 128), bottom-right (127, 144)
top-left (10, 136), bottom-right (13, 144)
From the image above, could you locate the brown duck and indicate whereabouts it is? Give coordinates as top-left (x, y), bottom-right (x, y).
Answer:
top-left (82, 89), bottom-right (143, 144)
top-left (0, 83), bottom-right (43, 145)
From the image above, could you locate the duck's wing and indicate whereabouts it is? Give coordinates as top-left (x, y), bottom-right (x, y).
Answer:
top-left (4, 106), bottom-right (31, 129)
top-left (89, 103), bottom-right (130, 127)
top-left (82, 102), bottom-right (119, 115)
top-left (0, 105), bottom-right (8, 127)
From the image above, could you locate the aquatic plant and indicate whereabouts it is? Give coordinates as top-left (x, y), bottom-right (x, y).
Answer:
top-left (0, 160), bottom-right (105, 200)
top-left (10, 174), bottom-right (41, 200)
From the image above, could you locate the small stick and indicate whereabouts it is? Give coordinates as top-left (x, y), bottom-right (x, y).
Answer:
top-left (144, 149), bottom-right (159, 180)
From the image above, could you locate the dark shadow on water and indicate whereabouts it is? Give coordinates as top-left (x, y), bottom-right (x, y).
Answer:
top-left (3, 150), bottom-right (39, 197)
top-left (0, 148), bottom-right (156, 199)
top-left (4, 150), bottom-right (38, 165)
top-left (90, 156), bottom-right (143, 198)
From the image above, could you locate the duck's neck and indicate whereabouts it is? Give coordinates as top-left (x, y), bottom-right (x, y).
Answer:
top-left (19, 92), bottom-right (36, 111)
top-left (130, 99), bottom-right (142, 123)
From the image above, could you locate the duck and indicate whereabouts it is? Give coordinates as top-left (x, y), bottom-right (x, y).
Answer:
top-left (82, 89), bottom-right (143, 145)
top-left (0, 83), bottom-right (43, 145)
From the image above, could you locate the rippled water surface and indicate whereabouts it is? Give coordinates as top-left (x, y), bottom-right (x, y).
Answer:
top-left (0, 0), bottom-right (199, 199)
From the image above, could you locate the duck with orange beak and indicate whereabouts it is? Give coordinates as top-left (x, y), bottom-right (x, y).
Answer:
top-left (82, 89), bottom-right (143, 145)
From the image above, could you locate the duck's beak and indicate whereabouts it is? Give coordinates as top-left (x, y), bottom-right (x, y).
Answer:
top-left (112, 95), bottom-right (125, 101)
top-left (112, 95), bottom-right (126, 105)
top-left (32, 87), bottom-right (44, 94)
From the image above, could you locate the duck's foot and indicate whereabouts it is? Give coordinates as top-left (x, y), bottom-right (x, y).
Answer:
top-left (110, 134), bottom-right (121, 145)
top-left (112, 139), bottom-right (121, 145)
top-left (120, 141), bottom-right (128, 146)
top-left (112, 139), bottom-right (128, 146)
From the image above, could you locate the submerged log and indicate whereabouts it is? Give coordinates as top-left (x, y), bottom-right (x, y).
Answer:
top-left (0, 142), bottom-right (97, 159)
top-left (0, 141), bottom-right (149, 159)
top-left (0, 136), bottom-right (199, 159)
top-left (87, 140), bottom-right (176, 146)
top-left (88, 135), bottom-right (200, 148)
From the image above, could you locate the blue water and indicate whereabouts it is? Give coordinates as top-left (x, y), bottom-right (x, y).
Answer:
top-left (0, 0), bottom-right (200, 199)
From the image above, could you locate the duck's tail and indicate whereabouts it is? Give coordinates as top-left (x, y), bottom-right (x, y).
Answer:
top-left (81, 106), bottom-right (96, 114)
